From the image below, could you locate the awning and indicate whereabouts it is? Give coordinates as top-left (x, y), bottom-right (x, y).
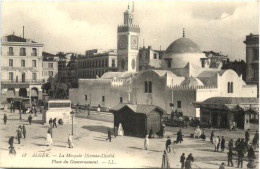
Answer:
top-left (6, 90), bottom-right (15, 98)
top-left (193, 97), bottom-right (259, 112)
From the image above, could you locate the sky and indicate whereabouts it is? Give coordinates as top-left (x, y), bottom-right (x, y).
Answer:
top-left (1, 0), bottom-right (259, 61)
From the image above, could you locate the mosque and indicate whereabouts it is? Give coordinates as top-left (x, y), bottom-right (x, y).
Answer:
top-left (69, 4), bottom-right (258, 129)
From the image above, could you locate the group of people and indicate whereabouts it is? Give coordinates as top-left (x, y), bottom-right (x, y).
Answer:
top-left (213, 136), bottom-right (226, 152)
top-left (194, 126), bottom-right (206, 140)
top-left (106, 123), bottom-right (124, 142)
top-left (8, 125), bottom-right (26, 156)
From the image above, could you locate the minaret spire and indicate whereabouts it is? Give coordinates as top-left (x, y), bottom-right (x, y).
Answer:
top-left (183, 28), bottom-right (185, 38)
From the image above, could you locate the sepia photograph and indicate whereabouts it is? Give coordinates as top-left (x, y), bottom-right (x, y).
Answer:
top-left (0, 0), bottom-right (259, 168)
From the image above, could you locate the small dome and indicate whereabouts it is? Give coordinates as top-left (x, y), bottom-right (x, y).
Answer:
top-left (165, 37), bottom-right (201, 54)
top-left (180, 77), bottom-right (204, 87)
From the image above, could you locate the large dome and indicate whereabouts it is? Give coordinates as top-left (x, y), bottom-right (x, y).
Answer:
top-left (165, 37), bottom-right (201, 54)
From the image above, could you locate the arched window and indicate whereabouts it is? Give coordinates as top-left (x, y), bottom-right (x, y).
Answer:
top-left (231, 82), bottom-right (233, 93)
top-left (145, 81), bottom-right (148, 93)
top-left (227, 82), bottom-right (230, 93)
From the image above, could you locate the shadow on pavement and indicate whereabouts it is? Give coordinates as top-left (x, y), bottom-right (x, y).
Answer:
top-left (32, 143), bottom-right (47, 147)
top-left (54, 145), bottom-right (67, 148)
top-left (128, 146), bottom-right (162, 153)
top-left (82, 125), bottom-right (109, 134)
top-left (32, 136), bottom-right (46, 139)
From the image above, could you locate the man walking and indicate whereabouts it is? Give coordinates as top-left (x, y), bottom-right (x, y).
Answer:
top-left (28, 115), bottom-right (32, 125)
top-left (49, 118), bottom-right (53, 128)
top-left (227, 149), bottom-right (234, 166)
top-left (228, 139), bottom-right (233, 150)
top-left (166, 136), bottom-right (172, 153)
top-left (106, 128), bottom-right (112, 142)
top-left (180, 153), bottom-right (185, 169)
top-left (114, 126), bottom-right (118, 138)
top-left (48, 127), bottom-right (53, 138)
top-left (237, 149), bottom-right (244, 168)
top-left (210, 130), bottom-right (214, 143)
top-left (53, 118), bottom-right (57, 128)
top-left (22, 125), bottom-right (26, 138)
top-left (214, 136), bottom-right (220, 151)
top-left (3, 114), bottom-right (7, 125)
top-left (176, 129), bottom-right (183, 143)
top-left (245, 129), bottom-right (250, 142)
top-left (9, 136), bottom-right (14, 148)
top-left (221, 136), bottom-right (225, 152)
top-left (16, 126), bottom-right (22, 144)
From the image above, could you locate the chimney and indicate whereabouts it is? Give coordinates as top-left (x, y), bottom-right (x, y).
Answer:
top-left (23, 26), bottom-right (24, 38)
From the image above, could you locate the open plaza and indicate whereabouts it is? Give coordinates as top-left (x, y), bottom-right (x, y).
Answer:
top-left (0, 109), bottom-right (258, 168)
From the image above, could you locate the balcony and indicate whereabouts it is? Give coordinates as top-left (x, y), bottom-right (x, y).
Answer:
top-left (1, 79), bottom-right (43, 89)
top-left (7, 52), bottom-right (14, 56)
top-left (20, 52), bottom-right (26, 56)
top-left (31, 53), bottom-right (37, 56)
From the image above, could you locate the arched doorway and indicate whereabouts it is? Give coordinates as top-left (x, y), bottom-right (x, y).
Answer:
top-left (6, 88), bottom-right (15, 103)
top-left (19, 88), bottom-right (27, 97)
top-left (31, 88), bottom-right (38, 102)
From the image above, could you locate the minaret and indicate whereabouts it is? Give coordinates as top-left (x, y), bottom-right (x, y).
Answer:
top-left (117, 2), bottom-right (140, 72)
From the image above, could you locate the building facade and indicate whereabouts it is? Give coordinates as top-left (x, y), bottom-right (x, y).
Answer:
top-left (42, 52), bottom-right (58, 83)
top-left (117, 4), bottom-right (140, 72)
top-left (1, 34), bottom-right (44, 103)
top-left (58, 53), bottom-right (78, 88)
top-left (78, 49), bottom-right (118, 79)
top-left (138, 46), bottom-right (163, 71)
top-left (244, 33), bottom-right (259, 96)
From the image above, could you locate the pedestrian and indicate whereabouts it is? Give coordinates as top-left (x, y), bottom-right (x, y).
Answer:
top-left (245, 129), bottom-right (250, 142)
top-left (201, 130), bottom-right (206, 141)
top-left (166, 136), bottom-right (172, 153)
top-left (214, 136), bottom-right (220, 151)
top-left (194, 126), bottom-right (201, 139)
top-left (4, 104), bottom-right (8, 112)
top-left (58, 119), bottom-right (63, 125)
top-left (53, 118), bottom-right (57, 128)
top-left (144, 135), bottom-right (149, 150)
top-left (9, 146), bottom-right (16, 156)
top-left (247, 145), bottom-right (256, 160)
top-left (114, 126), bottom-right (118, 138)
top-left (185, 159), bottom-right (192, 169)
top-left (227, 149), bottom-right (234, 167)
top-left (176, 129), bottom-right (183, 143)
top-left (3, 114), bottom-right (7, 125)
top-left (10, 101), bottom-right (14, 113)
top-left (161, 150), bottom-right (170, 168)
top-left (118, 123), bottom-right (124, 136)
top-left (49, 118), bottom-right (53, 128)
top-left (47, 127), bottom-right (53, 138)
top-left (28, 115), bottom-right (32, 125)
top-left (231, 121), bottom-right (236, 131)
top-left (68, 133), bottom-right (74, 148)
top-left (22, 125), bottom-right (26, 138)
top-left (228, 139), bottom-right (233, 150)
top-left (8, 136), bottom-right (14, 148)
top-left (180, 153), bottom-right (185, 169)
top-left (221, 136), bottom-right (225, 152)
top-left (46, 131), bottom-right (53, 146)
top-left (16, 127), bottom-right (22, 144)
top-left (31, 106), bottom-right (37, 117)
top-left (148, 128), bottom-right (153, 139)
top-left (219, 162), bottom-right (225, 169)
top-left (236, 138), bottom-right (241, 149)
top-left (186, 153), bottom-right (194, 162)
top-left (237, 149), bottom-right (244, 168)
top-left (252, 130), bottom-right (259, 146)
top-left (106, 128), bottom-right (112, 142)
top-left (210, 130), bottom-right (214, 143)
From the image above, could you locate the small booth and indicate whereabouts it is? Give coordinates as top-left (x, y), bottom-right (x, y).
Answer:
top-left (193, 97), bottom-right (259, 130)
top-left (110, 104), bottom-right (166, 138)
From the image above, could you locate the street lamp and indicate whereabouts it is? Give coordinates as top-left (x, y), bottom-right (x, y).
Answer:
top-left (70, 111), bottom-right (75, 135)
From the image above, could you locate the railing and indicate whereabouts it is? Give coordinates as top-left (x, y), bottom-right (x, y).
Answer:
top-left (31, 53), bottom-right (37, 56)
top-left (20, 52), bottom-right (26, 56)
top-left (7, 52), bottom-right (14, 56)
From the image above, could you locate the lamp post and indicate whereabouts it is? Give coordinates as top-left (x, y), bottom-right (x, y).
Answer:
top-left (70, 111), bottom-right (74, 135)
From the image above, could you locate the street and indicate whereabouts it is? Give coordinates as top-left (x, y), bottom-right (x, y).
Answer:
top-left (0, 110), bottom-right (258, 168)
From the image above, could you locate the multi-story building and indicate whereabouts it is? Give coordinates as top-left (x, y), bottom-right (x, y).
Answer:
top-left (78, 49), bottom-right (118, 79)
top-left (42, 52), bottom-right (58, 83)
top-left (1, 34), bottom-right (44, 103)
top-left (138, 46), bottom-right (163, 71)
top-left (58, 53), bottom-right (78, 88)
top-left (244, 33), bottom-right (259, 96)
top-left (202, 51), bottom-right (228, 69)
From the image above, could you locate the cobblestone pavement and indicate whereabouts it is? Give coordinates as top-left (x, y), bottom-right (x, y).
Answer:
top-left (0, 110), bottom-right (258, 168)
